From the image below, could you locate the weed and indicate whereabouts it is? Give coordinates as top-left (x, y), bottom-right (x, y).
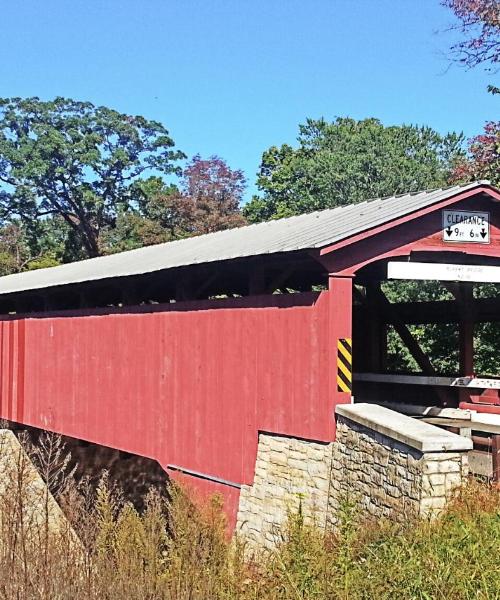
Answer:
top-left (0, 431), bottom-right (499, 599)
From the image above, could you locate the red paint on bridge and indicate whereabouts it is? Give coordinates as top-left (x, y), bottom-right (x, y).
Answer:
top-left (0, 290), bottom-right (350, 524)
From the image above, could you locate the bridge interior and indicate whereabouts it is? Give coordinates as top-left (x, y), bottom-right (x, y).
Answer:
top-left (0, 250), bottom-right (329, 315)
top-left (353, 253), bottom-right (500, 409)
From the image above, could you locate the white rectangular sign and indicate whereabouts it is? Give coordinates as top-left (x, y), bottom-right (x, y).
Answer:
top-left (387, 261), bottom-right (500, 283)
top-left (442, 210), bottom-right (489, 243)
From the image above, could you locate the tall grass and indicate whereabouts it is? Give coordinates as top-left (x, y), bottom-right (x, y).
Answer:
top-left (0, 430), bottom-right (499, 599)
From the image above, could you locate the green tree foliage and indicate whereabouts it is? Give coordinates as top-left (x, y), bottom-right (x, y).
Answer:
top-left (0, 220), bottom-right (64, 275)
top-left (244, 117), bottom-right (464, 222)
top-left (382, 279), bottom-right (500, 377)
top-left (0, 97), bottom-right (247, 268)
top-left (0, 97), bottom-right (185, 258)
top-left (0, 152), bottom-right (247, 270)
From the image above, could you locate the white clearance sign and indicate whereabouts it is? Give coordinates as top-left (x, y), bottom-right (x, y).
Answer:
top-left (442, 210), bottom-right (490, 243)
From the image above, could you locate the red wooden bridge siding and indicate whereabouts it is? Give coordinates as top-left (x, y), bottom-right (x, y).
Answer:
top-left (0, 289), bottom-right (346, 524)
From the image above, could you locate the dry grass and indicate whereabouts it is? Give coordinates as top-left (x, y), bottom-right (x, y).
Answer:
top-left (0, 430), bottom-right (499, 599)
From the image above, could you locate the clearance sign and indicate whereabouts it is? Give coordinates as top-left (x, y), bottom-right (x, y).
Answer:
top-left (442, 210), bottom-right (490, 244)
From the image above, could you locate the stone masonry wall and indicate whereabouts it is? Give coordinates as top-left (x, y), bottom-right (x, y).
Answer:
top-left (329, 415), bottom-right (469, 523)
top-left (236, 404), bottom-right (471, 548)
top-left (236, 434), bottom-right (334, 547)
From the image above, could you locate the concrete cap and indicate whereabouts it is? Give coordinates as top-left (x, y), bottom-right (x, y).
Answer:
top-left (336, 403), bottom-right (473, 453)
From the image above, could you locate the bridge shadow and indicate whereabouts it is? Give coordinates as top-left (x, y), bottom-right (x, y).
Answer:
top-left (3, 421), bottom-right (170, 511)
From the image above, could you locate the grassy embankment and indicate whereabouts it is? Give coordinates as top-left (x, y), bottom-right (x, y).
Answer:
top-left (0, 431), bottom-right (499, 599)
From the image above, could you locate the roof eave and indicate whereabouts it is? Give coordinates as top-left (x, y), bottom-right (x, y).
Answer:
top-left (319, 183), bottom-right (500, 258)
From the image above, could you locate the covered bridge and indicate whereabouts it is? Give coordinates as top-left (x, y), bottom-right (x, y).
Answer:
top-left (0, 180), bottom-right (499, 524)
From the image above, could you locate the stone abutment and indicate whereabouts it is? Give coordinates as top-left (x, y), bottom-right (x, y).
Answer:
top-left (236, 403), bottom-right (472, 547)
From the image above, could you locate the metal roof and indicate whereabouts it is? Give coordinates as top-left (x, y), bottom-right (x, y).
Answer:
top-left (0, 181), bottom-right (495, 297)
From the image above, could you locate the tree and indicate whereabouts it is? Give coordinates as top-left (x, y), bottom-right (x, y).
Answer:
top-left (100, 156), bottom-right (247, 254)
top-left (450, 120), bottom-right (500, 185)
top-left (442, 0), bottom-right (499, 71)
top-left (0, 97), bottom-right (185, 258)
top-left (179, 154), bottom-right (247, 234)
top-left (0, 223), bottom-right (31, 275)
top-left (244, 117), bottom-right (464, 222)
top-left (140, 155), bottom-right (246, 237)
top-left (0, 222), bottom-right (60, 275)
top-left (386, 120), bottom-right (500, 378)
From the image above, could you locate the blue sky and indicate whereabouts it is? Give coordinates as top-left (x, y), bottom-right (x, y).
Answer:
top-left (0, 0), bottom-right (497, 200)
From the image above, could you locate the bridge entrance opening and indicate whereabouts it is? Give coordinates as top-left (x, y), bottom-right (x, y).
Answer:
top-left (352, 253), bottom-right (500, 412)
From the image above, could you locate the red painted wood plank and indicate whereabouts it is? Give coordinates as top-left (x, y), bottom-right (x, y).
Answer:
top-left (0, 291), bottom-right (336, 525)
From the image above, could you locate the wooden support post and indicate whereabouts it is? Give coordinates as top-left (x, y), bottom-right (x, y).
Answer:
top-left (443, 282), bottom-right (475, 377)
top-left (329, 275), bottom-right (353, 437)
top-left (248, 267), bottom-right (266, 296)
top-left (194, 272), bottom-right (218, 299)
top-left (175, 276), bottom-right (194, 302)
top-left (79, 290), bottom-right (89, 309)
top-left (444, 281), bottom-right (475, 405)
top-left (372, 287), bottom-right (436, 376)
top-left (459, 319), bottom-right (474, 376)
top-left (121, 283), bottom-right (138, 307)
top-left (43, 295), bottom-right (54, 311)
top-left (493, 434), bottom-right (500, 485)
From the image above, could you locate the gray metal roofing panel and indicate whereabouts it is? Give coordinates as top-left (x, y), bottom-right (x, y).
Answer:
top-left (0, 181), bottom-right (492, 296)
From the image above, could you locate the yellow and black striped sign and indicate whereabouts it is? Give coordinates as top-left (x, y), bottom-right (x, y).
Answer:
top-left (337, 338), bottom-right (352, 393)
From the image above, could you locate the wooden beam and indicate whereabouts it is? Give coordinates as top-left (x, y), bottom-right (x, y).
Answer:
top-left (193, 272), bottom-right (219, 299)
top-left (388, 261), bottom-right (500, 283)
top-left (248, 267), bottom-right (266, 296)
top-left (458, 284), bottom-right (474, 377)
top-left (355, 285), bottom-right (434, 374)
top-left (442, 282), bottom-right (475, 374)
top-left (365, 282), bottom-right (387, 372)
top-left (266, 265), bottom-right (295, 294)
top-left (175, 276), bottom-right (194, 302)
top-left (373, 287), bottom-right (436, 375)
top-left (121, 283), bottom-right (138, 306)
top-left (355, 372), bottom-right (500, 389)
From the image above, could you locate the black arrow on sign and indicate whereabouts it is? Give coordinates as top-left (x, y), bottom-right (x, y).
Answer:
top-left (445, 227), bottom-right (453, 237)
top-left (480, 228), bottom-right (487, 239)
